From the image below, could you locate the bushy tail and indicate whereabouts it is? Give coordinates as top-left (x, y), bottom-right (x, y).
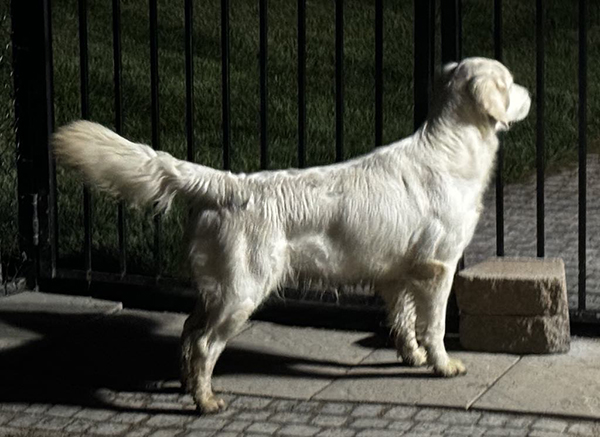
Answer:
top-left (52, 120), bottom-right (239, 211)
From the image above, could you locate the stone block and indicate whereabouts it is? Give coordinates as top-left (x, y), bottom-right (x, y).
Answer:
top-left (454, 257), bottom-right (567, 316)
top-left (459, 313), bottom-right (570, 354)
top-left (455, 257), bottom-right (571, 354)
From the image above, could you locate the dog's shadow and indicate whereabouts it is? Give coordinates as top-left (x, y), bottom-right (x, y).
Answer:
top-left (0, 309), bottom-right (461, 412)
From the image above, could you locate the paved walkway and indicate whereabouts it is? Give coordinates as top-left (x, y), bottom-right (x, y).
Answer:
top-left (1, 393), bottom-right (599, 437)
top-left (466, 154), bottom-right (600, 310)
top-left (1, 292), bottom-right (600, 436)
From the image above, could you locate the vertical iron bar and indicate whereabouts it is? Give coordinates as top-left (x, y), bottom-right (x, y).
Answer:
top-left (149, 0), bottom-right (161, 277)
top-left (441, 0), bottom-right (460, 65)
top-left (184, 0), bottom-right (195, 227)
top-left (46, 0), bottom-right (58, 280)
top-left (494, 0), bottom-right (502, 62)
top-left (12, 0), bottom-right (56, 284)
top-left (221, 0), bottom-right (231, 170)
top-left (457, 0), bottom-right (462, 267)
top-left (536, 0), bottom-right (545, 257)
top-left (297, 0), bottom-right (306, 167)
top-left (260, 0), bottom-right (268, 169)
top-left (112, 0), bottom-right (122, 135)
top-left (414, 0), bottom-right (432, 130)
top-left (78, 0), bottom-right (89, 120)
top-left (113, 0), bottom-right (126, 276)
top-left (78, 0), bottom-right (92, 280)
top-left (428, 0), bottom-right (435, 87)
top-left (441, 0), bottom-right (462, 270)
top-left (578, 0), bottom-right (587, 310)
top-left (185, 0), bottom-right (194, 163)
top-left (335, 0), bottom-right (344, 162)
top-left (374, 0), bottom-right (383, 147)
top-left (457, 0), bottom-right (462, 58)
top-left (494, 0), bottom-right (504, 256)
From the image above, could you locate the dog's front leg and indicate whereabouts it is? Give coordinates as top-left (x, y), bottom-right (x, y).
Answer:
top-left (411, 261), bottom-right (466, 377)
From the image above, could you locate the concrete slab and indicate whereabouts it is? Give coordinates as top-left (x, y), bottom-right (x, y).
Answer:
top-left (314, 347), bottom-right (519, 409)
top-left (0, 322), bottom-right (43, 350)
top-left (213, 322), bottom-right (375, 399)
top-left (0, 291), bottom-right (122, 350)
top-left (3, 294), bottom-right (599, 421)
top-left (0, 291), bottom-right (122, 314)
top-left (88, 308), bottom-right (187, 339)
top-left (472, 338), bottom-right (600, 419)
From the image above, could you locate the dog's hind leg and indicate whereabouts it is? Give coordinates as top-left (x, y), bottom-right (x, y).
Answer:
top-left (379, 285), bottom-right (427, 367)
top-left (410, 260), bottom-right (466, 377)
top-left (181, 294), bottom-right (258, 414)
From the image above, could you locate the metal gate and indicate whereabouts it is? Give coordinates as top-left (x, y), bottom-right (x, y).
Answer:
top-left (10, 0), bottom-right (598, 322)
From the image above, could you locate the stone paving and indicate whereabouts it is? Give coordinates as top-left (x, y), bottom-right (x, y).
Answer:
top-left (1, 393), bottom-right (600, 437)
top-left (466, 154), bottom-right (600, 310)
top-left (1, 292), bottom-right (600, 437)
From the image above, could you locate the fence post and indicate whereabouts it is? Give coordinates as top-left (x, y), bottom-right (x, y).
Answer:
top-left (441, 0), bottom-right (461, 65)
top-left (494, 0), bottom-right (505, 257)
top-left (11, 0), bottom-right (56, 288)
top-left (413, 0), bottom-right (433, 130)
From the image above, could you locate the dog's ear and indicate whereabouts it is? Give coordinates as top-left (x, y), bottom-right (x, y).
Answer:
top-left (442, 62), bottom-right (458, 76)
top-left (468, 75), bottom-right (509, 128)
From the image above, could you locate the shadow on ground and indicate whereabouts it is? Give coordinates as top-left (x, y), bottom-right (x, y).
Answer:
top-left (0, 306), bottom-right (466, 412)
top-left (0, 311), bottom-right (181, 407)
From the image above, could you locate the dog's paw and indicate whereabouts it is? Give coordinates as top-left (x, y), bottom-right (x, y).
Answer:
top-left (433, 358), bottom-right (467, 377)
top-left (399, 346), bottom-right (428, 367)
top-left (197, 395), bottom-right (227, 415)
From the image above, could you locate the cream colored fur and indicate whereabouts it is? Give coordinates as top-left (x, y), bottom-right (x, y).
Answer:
top-left (52, 57), bottom-right (531, 414)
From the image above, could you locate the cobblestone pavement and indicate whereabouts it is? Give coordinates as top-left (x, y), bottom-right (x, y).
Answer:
top-left (1, 392), bottom-right (600, 437)
top-left (466, 154), bottom-right (600, 310)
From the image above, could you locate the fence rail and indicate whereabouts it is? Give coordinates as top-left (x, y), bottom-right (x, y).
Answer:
top-left (9, 0), bottom-right (597, 323)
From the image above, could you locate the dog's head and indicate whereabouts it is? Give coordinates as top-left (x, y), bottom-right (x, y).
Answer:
top-left (439, 57), bottom-right (531, 132)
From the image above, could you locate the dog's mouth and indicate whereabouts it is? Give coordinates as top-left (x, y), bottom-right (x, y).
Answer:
top-left (506, 85), bottom-right (532, 124)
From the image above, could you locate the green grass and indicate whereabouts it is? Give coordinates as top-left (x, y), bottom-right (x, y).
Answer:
top-left (1, 0), bottom-right (599, 279)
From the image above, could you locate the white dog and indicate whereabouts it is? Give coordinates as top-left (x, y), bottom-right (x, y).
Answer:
top-left (52, 57), bottom-right (530, 414)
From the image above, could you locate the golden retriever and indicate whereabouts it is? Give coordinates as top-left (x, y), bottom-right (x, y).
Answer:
top-left (52, 57), bottom-right (531, 414)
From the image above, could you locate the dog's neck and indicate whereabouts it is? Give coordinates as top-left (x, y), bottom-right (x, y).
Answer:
top-left (414, 110), bottom-right (500, 188)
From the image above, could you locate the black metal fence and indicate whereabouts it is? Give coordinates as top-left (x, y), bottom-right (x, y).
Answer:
top-left (0, 7), bottom-right (23, 296)
top-left (9, 0), bottom-right (597, 322)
